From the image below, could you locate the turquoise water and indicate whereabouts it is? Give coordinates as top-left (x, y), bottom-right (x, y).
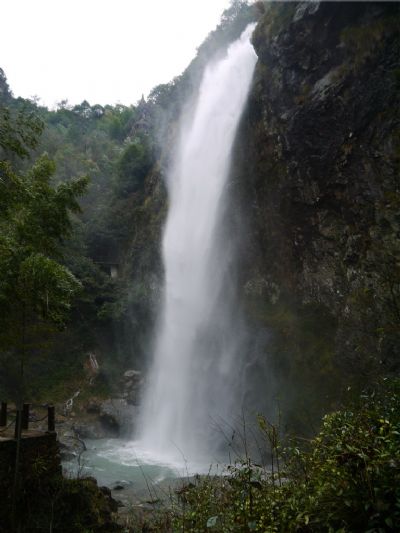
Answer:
top-left (62, 438), bottom-right (215, 492)
top-left (62, 438), bottom-right (183, 489)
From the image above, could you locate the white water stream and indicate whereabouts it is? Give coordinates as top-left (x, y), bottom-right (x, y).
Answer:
top-left (62, 25), bottom-right (258, 491)
top-left (138, 25), bottom-right (257, 467)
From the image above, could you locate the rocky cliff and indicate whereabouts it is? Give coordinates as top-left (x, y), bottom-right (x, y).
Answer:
top-left (99, 2), bottom-right (399, 431)
top-left (232, 1), bottom-right (400, 429)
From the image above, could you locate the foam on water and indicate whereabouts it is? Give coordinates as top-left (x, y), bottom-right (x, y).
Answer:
top-left (63, 438), bottom-right (213, 489)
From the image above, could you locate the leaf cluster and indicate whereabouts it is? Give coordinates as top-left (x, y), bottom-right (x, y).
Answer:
top-left (0, 102), bottom-right (44, 160)
top-left (0, 100), bottom-right (89, 400)
top-left (170, 380), bottom-right (400, 532)
top-left (0, 155), bottom-right (88, 330)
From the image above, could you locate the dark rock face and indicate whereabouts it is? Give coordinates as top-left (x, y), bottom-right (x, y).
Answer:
top-left (99, 399), bottom-right (136, 437)
top-left (120, 369), bottom-right (143, 405)
top-left (234, 2), bottom-right (400, 429)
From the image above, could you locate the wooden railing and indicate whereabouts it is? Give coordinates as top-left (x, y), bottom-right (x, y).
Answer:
top-left (0, 402), bottom-right (56, 436)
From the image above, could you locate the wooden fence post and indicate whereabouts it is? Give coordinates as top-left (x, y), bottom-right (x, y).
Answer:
top-left (14, 410), bottom-right (21, 440)
top-left (0, 402), bottom-right (6, 427)
top-left (22, 403), bottom-right (30, 430)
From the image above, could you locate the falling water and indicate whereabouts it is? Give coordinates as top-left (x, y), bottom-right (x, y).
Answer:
top-left (139, 25), bottom-right (257, 466)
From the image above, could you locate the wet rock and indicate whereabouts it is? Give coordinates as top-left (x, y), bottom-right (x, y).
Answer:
top-left (58, 426), bottom-right (86, 460)
top-left (235, 1), bottom-right (400, 425)
top-left (99, 399), bottom-right (136, 437)
top-left (59, 444), bottom-right (78, 462)
top-left (293, 1), bottom-right (319, 23)
top-left (86, 401), bottom-right (101, 414)
top-left (119, 370), bottom-right (143, 406)
top-left (74, 421), bottom-right (113, 439)
top-left (123, 369), bottom-right (141, 380)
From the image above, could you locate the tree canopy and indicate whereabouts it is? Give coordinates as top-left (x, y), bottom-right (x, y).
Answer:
top-left (0, 101), bottom-right (88, 401)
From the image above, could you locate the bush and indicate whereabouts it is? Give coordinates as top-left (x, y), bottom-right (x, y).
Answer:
top-left (169, 379), bottom-right (400, 532)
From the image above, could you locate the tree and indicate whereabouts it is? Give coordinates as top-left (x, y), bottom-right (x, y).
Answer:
top-left (0, 102), bottom-right (44, 160)
top-left (115, 138), bottom-right (152, 195)
top-left (0, 153), bottom-right (88, 387)
top-left (0, 100), bottom-right (88, 527)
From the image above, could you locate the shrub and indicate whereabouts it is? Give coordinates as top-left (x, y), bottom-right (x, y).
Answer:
top-left (170, 379), bottom-right (400, 532)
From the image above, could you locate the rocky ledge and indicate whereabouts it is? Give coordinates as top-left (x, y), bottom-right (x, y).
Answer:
top-left (56, 369), bottom-right (143, 461)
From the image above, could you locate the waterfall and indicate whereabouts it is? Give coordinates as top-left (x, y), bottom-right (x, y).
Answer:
top-left (139, 25), bottom-right (257, 465)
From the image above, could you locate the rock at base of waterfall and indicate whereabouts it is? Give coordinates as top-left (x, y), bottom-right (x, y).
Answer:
top-left (86, 400), bottom-right (101, 414)
top-left (74, 421), bottom-right (113, 439)
top-left (99, 399), bottom-right (136, 437)
top-left (58, 426), bottom-right (86, 460)
top-left (119, 370), bottom-right (143, 406)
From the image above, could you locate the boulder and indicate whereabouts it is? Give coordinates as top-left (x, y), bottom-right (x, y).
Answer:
top-left (123, 369), bottom-right (141, 380)
top-left (58, 427), bottom-right (86, 461)
top-left (74, 421), bottom-right (115, 439)
top-left (99, 399), bottom-right (136, 437)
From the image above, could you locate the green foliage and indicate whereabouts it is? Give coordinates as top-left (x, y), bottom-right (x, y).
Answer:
top-left (0, 101), bottom-right (89, 401)
top-left (0, 102), bottom-right (44, 159)
top-left (169, 380), bottom-right (400, 532)
top-left (103, 104), bottom-right (135, 141)
top-left (0, 154), bottom-right (88, 329)
top-left (250, 1), bottom-right (297, 65)
top-left (245, 296), bottom-right (339, 434)
top-left (115, 137), bottom-right (152, 195)
top-left (196, 1), bottom-right (257, 62)
top-left (41, 477), bottom-right (122, 532)
top-left (1, 470), bottom-right (122, 532)
top-left (148, 81), bottom-right (178, 109)
top-left (20, 87), bottom-right (160, 382)
top-left (1, 154), bottom-right (87, 252)
top-left (340, 11), bottom-right (399, 70)
top-left (0, 0), bottom-right (262, 390)
top-left (17, 253), bottom-right (81, 324)
top-left (0, 67), bottom-right (11, 99)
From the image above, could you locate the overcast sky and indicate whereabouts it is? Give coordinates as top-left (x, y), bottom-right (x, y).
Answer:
top-left (1, 0), bottom-right (231, 108)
